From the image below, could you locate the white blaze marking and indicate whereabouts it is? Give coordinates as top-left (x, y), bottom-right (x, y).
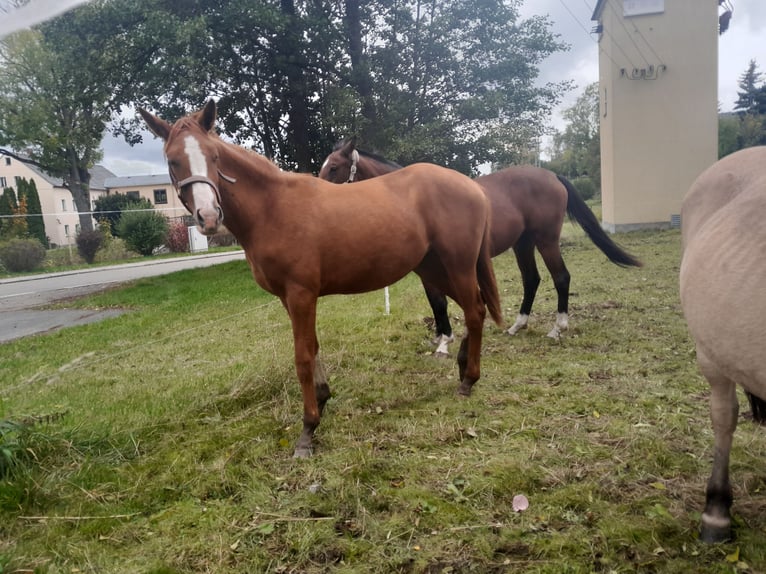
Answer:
top-left (321, 158), bottom-right (329, 170)
top-left (183, 135), bottom-right (216, 211)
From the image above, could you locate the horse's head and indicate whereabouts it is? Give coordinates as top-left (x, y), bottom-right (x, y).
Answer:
top-left (319, 138), bottom-right (360, 183)
top-left (139, 99), bottom-right (232, 235)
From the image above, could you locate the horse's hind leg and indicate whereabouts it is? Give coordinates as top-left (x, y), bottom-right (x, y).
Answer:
top-left (453, 282), bottom-right (487, 397)
top-left (423, 283), bottom-right (454, 356)
top-left (508, 237), bottom-right (540, 335)
top-left (699, 352), bottom-right (738, 542)
top-left (536, 239), bottom-right (571, 339)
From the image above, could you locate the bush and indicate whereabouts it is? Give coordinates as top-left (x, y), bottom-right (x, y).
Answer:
top-left (0, 238), bottom-right (46, 273)
top-left (209, 228), bottom-right (237, 247)
top-left (117, 209), bottom-right (169, 256)
top-left (75, 229), bottom-right (104, 264)
top-left (572, 176), bottom-right (597, 201)
top-left (165, 221), bottom-right (190, 253)
top-left (94, 194), bottom-right (153, 237)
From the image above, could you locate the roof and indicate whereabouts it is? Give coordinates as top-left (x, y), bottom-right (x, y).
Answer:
top-left (0, 150), bottom-right (116, 190)
top-left (89, 165), bottom-right (118, 191)
top-left (103, 174), bottom-right (172, 189)
top-left (592, 0), bottom-right (605, 19)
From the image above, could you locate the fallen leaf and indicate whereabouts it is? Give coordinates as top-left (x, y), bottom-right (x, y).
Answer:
top-left (512, 494), bottom-right (529, 512)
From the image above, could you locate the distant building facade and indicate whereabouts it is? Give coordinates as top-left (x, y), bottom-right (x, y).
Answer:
top-left (0, 152), bottom-right (182, 247)
top-left (103, 174), bottom-right (187, 223)
top-left (591, 0), bottom-right (718, 231)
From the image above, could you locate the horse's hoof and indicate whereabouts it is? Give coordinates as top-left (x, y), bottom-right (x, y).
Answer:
top-left (700, 515), bottom-right (733, 543)
top-left (546, 328), bottom-right (561, 340)
top-left (293, 446), bottom-right (313, 459)
top-left (507, 325), bottom-right (525, 336)
top-left (457, 383), bottom-right (473, 397)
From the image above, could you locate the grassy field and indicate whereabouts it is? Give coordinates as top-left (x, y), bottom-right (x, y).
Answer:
top-left (1, 226), bottom-right (764, 573)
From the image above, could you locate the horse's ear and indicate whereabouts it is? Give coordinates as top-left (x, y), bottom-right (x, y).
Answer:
top-left (139, 108), bottom-right (171, 141)
top-left (200, 99), bottom-right (217, 133)
top-left (340, 137), bottom-right (357, 159)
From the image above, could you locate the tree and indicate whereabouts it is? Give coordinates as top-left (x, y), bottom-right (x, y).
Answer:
top-left (93, 193), bottom-right (153, 236)
top-left (0, 2), bottom-right (158, 232)
top-left (734, 59), bottom-right (763, 115)
top-left (15, 177), bottom-right (46, 246)
top-left (125, 0), bottom-right (568, 175)
top-left (0, 187), bottom-right (18, 238)
top-left (546, 83), bottom-right (600, 185)
top-left (356, 0), bottom-right (570, 172)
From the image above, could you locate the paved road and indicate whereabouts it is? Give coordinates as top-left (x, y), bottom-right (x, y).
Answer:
top-left (0, 250), bottom-right (247, 343)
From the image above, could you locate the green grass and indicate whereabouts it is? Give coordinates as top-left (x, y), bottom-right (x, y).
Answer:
top-left (1, 227), bottom-right (764, 573)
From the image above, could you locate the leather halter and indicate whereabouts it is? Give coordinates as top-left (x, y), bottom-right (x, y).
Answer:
top-left (169, 168), bottom-right (236, 207)
top-left (347, 150), bottom-right (360, 183)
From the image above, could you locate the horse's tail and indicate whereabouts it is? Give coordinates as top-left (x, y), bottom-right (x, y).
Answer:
top-left (477, 218), bottom-right (504, 327)
top-left (746, 392), bottom-right (766, 424)
top-left (557, 175), bottom-right (643, 268)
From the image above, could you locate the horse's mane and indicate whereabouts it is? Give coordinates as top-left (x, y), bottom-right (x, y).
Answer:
top-left (333, 140), bottom-right (402, 169)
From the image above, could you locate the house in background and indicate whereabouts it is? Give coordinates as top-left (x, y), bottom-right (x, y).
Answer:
top-left (1, 152), bottom-right (183, 247)
top-left (102, 174), bottom-right (186, 222)
top-left (0, 152), bottom-right (112, 246)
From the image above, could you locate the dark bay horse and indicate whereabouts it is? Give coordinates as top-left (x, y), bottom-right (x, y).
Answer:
top-left (139, 100), bottom-right (503, 458)
top-left (680, 146), bottom-right (766, 542)
top-left (320, 140), bottom-right (641, 354)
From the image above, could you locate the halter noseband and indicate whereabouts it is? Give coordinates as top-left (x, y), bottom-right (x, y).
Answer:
top-left (170, 169), bottom-right (237, 207)
top-left (347, 150), bottom-right (360, 183)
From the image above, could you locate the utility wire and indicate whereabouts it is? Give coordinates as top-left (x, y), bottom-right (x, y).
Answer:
top-left (606, 0), bottom-right (652, 66)
top-left (558, 0), bottom-right (634, 71)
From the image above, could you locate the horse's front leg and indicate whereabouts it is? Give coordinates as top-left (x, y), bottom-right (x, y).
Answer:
top-left (284, 293), bottom-right (326, 458)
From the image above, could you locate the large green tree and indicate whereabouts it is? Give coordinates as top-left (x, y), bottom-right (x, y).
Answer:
top-left (546, 82), bottom-right (600, 183)
top-left (343, 0), bottom-right (569, 172)
top-left (2, 0), bottom-right (569, 182)
top-left (0, 1), bottom-right (157, 231)
top-left (125, 0), bottom-right (568, 175)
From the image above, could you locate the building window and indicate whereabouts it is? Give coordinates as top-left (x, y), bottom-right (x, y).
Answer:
top-left (64, 224), bottom-right (70, 236)
top-left (0, 177), bottom-right (6, 188)
top-left (126, 191), bottom-right (140, 201)
top-left (75, 224), bottom-right (81, 234)
top-left (153, 189), bottom-right (168, 204)
top-left (4, 157), bottom-right (10, 166)
top-left (61, 199), bottom-right (67, 211)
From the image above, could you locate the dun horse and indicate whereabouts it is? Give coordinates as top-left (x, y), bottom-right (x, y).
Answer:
top-left (320, 140), bottom-right (641, 354)
top-left (140, 100), bottom-right (503, 458)
top-left (680, 146), bottom-right (766, 542)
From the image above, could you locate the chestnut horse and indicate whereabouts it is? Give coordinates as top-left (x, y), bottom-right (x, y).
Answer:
top-left (680, 146), bottom-right (766, 542)
top-left (320, 140), bottom-right (641, 354)
top-left (139, 100), bottom-right (503, 458)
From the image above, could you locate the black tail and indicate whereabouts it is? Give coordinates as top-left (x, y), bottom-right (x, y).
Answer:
top-left (746, 392), bottom-right (766, 424)
top-left (557, 175), bottom-right (642, 268)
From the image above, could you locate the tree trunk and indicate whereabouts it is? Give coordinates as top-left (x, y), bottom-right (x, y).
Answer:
top-left (344, 0), bottom-right (376, 142)
top-left (67, 152), bottom-right (94, 233)
top-left (279, 0), bottom-right (313, 173)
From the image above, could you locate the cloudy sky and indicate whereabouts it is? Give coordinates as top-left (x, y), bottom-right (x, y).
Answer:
top-left (3, 0), bottom-right (765, 175)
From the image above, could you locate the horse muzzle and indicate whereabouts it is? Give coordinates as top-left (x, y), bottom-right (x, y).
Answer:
top-left (196, 206), bottom-right (224, 235)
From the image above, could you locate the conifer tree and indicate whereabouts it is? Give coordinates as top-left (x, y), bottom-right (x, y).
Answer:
top-left (16, 177), bottom-right (47, 246)
top-left (0, 187), bottom-right (18, 239)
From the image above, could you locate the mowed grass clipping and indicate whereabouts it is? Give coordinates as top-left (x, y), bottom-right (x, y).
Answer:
top-left (1, 227), bottom-right (765, 573)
